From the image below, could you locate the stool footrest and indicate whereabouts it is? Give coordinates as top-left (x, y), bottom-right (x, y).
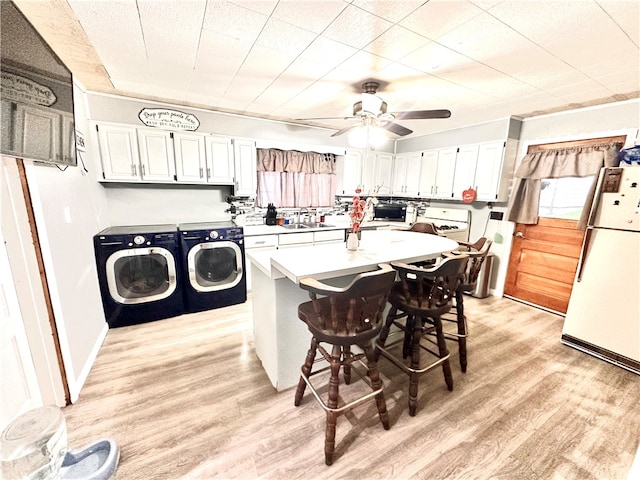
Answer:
top-left (299, 357), bottom-right (384, 415)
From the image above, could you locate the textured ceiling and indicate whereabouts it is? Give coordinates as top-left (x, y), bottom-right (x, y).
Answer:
top-left (12, 0), bottom-right (640, 139)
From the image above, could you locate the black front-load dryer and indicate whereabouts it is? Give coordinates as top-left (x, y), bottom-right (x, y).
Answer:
top-left (93, 224), bottom-right (184, 328)
top-left (178, 222), bottom-right (246, 313)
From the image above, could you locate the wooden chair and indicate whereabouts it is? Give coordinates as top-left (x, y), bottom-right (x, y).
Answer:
top-left (375, 255), bottom-right (469, 416)
top-left (442, 237), bottom-right (493, 372)
top-left (408, 222), bottom-right (439, 235)
top-left (294, 263), bottom-right (397, 465)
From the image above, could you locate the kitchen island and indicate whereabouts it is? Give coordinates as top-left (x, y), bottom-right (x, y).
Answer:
top-left (247, 230), bottom-right (458, 391)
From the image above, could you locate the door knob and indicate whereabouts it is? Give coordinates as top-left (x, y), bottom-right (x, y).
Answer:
top-left (515, 231), bottom-right (527, 239)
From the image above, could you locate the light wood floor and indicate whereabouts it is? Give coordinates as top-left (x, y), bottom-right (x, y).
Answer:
top-left (62, 294), bottom-right (640, 480)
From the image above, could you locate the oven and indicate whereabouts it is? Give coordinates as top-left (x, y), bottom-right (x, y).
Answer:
top-left (416, 207), bottom-right (470, 242)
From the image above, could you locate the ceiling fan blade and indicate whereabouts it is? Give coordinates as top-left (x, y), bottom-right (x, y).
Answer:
top-left (295, 116), bottom-right (355, 121)
top-left (381, 121), bottom-right (413, 137)
top-left (330, 124), bottom-right (359, 137)
top-left (392, 109), bottom-right (451, 120)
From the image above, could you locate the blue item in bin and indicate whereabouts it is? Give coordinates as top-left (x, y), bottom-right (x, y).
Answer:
top-left (618, 146), bottom-right (640, 166)
top-left (60, 438), bottom-right (119, 480)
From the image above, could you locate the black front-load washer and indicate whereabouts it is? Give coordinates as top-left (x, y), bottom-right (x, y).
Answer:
top-left (93, 224), bottom-right (184, 328)
top-left (178, 222), bottom-right (246, 313)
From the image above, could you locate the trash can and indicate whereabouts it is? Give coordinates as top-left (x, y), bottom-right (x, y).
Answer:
top-left (472, 253), bottom-right (495, 299)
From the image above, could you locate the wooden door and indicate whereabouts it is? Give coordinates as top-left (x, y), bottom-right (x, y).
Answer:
top-left (504, 135), bottom-right (626, 313)
top-left (505, 218), bottom-right (584, 313)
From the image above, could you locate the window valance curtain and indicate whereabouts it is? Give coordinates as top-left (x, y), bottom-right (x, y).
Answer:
top-left (256, 149), bottom-right (337, 208)
top-left (506, 143), bottom-right (622, 228)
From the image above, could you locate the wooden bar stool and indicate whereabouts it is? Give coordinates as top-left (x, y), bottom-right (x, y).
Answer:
top-left (443, 238), bottom-right (492, 372)
top-left (375, 256), bottom-right (469, 416)
top-left (294, 263), bottom-right (397, 465)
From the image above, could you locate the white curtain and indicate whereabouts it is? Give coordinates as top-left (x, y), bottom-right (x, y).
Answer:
top-left (256, 149), bottom-right (337, 208)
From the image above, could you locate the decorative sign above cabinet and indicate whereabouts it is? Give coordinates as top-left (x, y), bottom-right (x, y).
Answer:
top-left (138, 108), bottom-right (200, 131)
top-left (1, 72), bottom-right (57, 106)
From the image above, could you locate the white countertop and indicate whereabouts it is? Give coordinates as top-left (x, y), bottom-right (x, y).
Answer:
top-left (247, 229), bottom-right (458, 284)
top-left (241, 218), bottom-right (409, 236)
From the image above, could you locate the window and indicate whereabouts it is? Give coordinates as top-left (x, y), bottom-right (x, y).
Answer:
top-left (538, 176), bottom-right (594, 219)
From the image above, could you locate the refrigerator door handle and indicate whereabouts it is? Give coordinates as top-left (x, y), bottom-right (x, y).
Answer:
top-left (575, 226), bottom-right (594, 283)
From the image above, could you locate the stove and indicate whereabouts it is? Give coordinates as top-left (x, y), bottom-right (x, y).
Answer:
top-left (416, 207), bottom-right (470, 242)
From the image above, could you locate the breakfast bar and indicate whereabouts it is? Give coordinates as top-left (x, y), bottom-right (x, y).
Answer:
top-left (247, 230), bottom-right (458, 391)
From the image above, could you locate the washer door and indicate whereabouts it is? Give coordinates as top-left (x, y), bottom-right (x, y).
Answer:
top-left (187, 241), bottom-right (243, 292)
top-left (105, 247), bottom-right (177, 304)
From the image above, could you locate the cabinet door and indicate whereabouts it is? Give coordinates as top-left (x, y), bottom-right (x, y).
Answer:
top-left (174, 132), bottom-right (206, 183)
top-left (233, 138), bottom-right (257, 196)
top-left (419, 150), bottom-right (438, 197)
top-left (452, 144), bottom-right (479, 199)
top-left (393, 152), bottom-right (421, 195)
top-left (434, 147), bottom-right (457, 199)
top-left (475, 141), bottom-right (505, 201)
top-left (341, 150), bottom-right (362, 194)
top-left (374, 152), bottom-right (393, 193)
top-left (403, 153), bottom-right (422, 196)
top-left (13, 104), bottom-right (58, 163)
top-left (205, 135), bottom-right (234, 184)
top-left (96, 123), bottom-right (140, 180)
top-left (137, 129), bottom-right (175, 181)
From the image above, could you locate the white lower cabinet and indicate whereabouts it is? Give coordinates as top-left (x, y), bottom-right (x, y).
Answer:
top-left (278, 231), bottom-right (314, 247)
top-left (244, 234), bottom-right (278, 291)
top-left (313, 229), bottom-right (346, 244)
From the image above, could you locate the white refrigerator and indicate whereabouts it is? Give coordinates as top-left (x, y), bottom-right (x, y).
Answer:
top-left (562, 166), bottom-right (640, 374)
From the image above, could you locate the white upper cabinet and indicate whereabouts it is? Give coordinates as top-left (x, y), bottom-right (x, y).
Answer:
top-left (452, 144), bottom-right (479, 200)
top-left (173, 132), bottom-right (207, 183)
top-left (339, 150), bottom-right (363, 195)
top-left (136, 129), bottom-right (175, 182)
top-left (432, 147), bottom-right (457, 199)
top-left (418, 150), bottom-right (438, 197)
top-left (392, 152), bottom-right (421, 196)
top-left (96, 123), bottom-right (141, 181)
top-left (361, 151), bottom-right (393, 195)
top-left (204, 135), bottom-right (234, 184)
top-left (233, 138), bottom-right (257, 196)
top-left (475, 141), bottom-right (506, 201)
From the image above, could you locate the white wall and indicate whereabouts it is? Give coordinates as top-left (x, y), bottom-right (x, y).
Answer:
top-left (22, 83), bottom-right (111, 402)
top-left (84, 93), bottom-right (356, 225)
top-left (393, 99), bottom-right (640, 296)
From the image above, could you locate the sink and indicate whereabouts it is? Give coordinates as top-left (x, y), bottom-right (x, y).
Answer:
top-left (309, 223), bottom-right (336, 228)
top-left (282, 224), bottom-right (310, 230)
top-left (281, 223), bottom-right (336, 230)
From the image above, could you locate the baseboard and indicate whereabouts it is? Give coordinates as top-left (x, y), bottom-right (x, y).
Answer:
top-left (68, 322), bottom-right (109, 403)
top-left (561, 334), bottom-right (640, 376)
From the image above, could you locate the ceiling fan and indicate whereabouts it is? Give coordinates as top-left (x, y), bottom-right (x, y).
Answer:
top-left (296, 81), bottom-right (451, 138)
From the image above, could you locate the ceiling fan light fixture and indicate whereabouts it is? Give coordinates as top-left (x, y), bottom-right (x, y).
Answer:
top-left (348, 124), bottom-right (388, 149)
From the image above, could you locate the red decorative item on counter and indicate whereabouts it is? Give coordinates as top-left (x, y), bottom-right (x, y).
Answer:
top-left (462, 187), bottom-right (477, 204)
